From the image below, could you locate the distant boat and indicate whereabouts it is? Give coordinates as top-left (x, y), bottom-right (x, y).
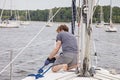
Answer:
top-left (106, 24), bottom-right (117, 32)
top-left (96, 21), bottom-right (104, 28)
top-left (0, 20), bottom-right (19, 28)
top-left (46, 9), bottom-right (53, 27)
top-left (46, 22), bottom-right (52, 27)
top-left (0, 0), bottom-right (19, 28)
top-left (96, 6), bottom-right (104, 28)
top-left (105, 0), bottom-right (117, 32)
top-left (20, 21), bottom-right (30, 25)
top-left (20, 10), bottom-right (31, 25)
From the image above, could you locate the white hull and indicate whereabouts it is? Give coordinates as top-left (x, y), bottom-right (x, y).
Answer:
top-left (20, 21), bottom-right (30, 25)
top-left (46, 22), bottom-right (52, 27)
top-left (22, 68), bottom-right (120, 80)
top-left (0, 21), bottom-right (19, 28)
top-left (96, 24), bottom-right (104, 28)
top-left (106, 26), bottom-right (117, 32)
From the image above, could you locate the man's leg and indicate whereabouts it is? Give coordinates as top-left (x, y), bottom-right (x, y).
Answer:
top-left (52, 64), bottom-right (68, 72)
top-left (68, 65), bottom-right (77, 70)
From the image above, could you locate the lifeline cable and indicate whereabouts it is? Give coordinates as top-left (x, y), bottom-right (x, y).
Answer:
top-left (0, 7), bottom-right (62, 74)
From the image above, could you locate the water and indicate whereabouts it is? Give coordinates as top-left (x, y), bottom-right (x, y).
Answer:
top-left (0, 22), bottom-right (120, 80)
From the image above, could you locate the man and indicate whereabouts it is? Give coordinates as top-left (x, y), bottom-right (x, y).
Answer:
top-left (46, 24), bottom-right (78, 72)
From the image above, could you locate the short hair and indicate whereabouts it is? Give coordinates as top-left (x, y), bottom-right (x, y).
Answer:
top-left (56, 24), bottom-right (69, 32)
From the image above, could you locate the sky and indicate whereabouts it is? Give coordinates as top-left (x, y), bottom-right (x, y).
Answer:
top-left (0, 0), bottom-right (120, 10)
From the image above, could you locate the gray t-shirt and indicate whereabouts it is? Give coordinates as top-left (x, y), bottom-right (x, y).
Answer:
top-left (56, 31), bottom-right (78, 54)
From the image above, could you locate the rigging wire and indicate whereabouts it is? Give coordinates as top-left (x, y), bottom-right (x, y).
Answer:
top-left (87, 0), bottom-right (100, 68)
top-left (0, 40), bottom-right (54, 72)
top-left (76, 0), bottom-right (81, 69)
top-left (0, 7), bottom-right (62, 74)
top-left (0, 0), bottom-right (6, 20)
top-left (0, 24), bottom-right (45, 74)
top-left (11, 40), bottom-right (54, 67)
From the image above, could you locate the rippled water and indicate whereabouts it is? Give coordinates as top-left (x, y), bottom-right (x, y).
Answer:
top-left (0, 22), bottom-right (120, 80)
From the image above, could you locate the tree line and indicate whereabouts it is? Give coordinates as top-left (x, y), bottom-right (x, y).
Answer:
top-left (0, 5), bottom-right (120, 23)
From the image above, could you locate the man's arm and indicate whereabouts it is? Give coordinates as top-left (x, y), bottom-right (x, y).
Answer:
top-left (48, 40), bottom-right (61, 59)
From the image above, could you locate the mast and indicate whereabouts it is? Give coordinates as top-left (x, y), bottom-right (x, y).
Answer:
top-left (100, 6), bottom-right (104, 24)
top-left (48, 9), bottom-right (53, 22)
top-left (28, 10), bottom-right (31, 21)
top-left (26, 10), bottom-right (28, 21)
top-left (0, 0), bottom-right (7, 21)
top-left (110, 0), bottom-right (112, 28)
top-left (71, 0), bottom-right (76, 34)
top-left (10, 0), bottom-right (13, 16)
top-left (79, 0), bottom-right (95, 77)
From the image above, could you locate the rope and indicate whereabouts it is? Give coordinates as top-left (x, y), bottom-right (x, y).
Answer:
top-left (42, 65), bottom-right (52, 75)
top-left (0, 7), bottom-right (62, 74)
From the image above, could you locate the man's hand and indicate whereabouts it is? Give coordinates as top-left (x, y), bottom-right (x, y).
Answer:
top-left (44, 57), bottom-right (56, 65)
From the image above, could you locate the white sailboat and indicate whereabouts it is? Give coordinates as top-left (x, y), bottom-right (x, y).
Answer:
top-left (46, 9), bottom-right (53, 27)
top-left (20, 10), bottom-right (31, 25)
top-left (105, 0), bottom-right (117, 32)
top-left (22, 0), bottom-right (120, 80)
top-left (0, 0), bottom-right (19, 28)
top-left (96, 6), bottom-right (104, 28)
top-left (0, 20), bottom-right (19, 28)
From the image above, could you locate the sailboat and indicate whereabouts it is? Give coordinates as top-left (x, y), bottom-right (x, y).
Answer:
top-left (22, 0), bottom-right (120, 80)
top-left (46, 9), bottom-right (53, 27)
top-left (0, 20), bottom-right (19, 28)
top-left (0, 0), bottom-right (19, 28)
top-left (105, 0), bottom-right (117, 32)
top-left (20, 10), bottom-right (31, 25)
top-left (96, 6), bottom-right (104, 28)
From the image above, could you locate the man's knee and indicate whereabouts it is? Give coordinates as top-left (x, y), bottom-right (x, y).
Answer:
top-left (52, 66), bottom-right (58, 72)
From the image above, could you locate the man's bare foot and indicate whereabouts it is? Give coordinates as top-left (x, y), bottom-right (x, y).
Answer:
top-left (62, 64), bottom-right (68, 71)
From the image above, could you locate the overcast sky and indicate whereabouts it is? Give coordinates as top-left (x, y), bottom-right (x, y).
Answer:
top-left (0, 0), bottom-right (120, 10)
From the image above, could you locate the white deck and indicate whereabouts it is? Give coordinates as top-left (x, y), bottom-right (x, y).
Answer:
top-left (22, 68), bottom-right (120, 80)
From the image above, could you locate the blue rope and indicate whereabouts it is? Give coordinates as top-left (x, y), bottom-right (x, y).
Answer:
top-left (28, 65), bottom-right (53, 79)
top-left (41, 65), bottom-right (52, 75)
top-left (38, 65), bottom-right (46, 73)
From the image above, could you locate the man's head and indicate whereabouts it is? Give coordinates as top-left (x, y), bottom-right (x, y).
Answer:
top-left (56, 24), bottom-right (69, 33)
